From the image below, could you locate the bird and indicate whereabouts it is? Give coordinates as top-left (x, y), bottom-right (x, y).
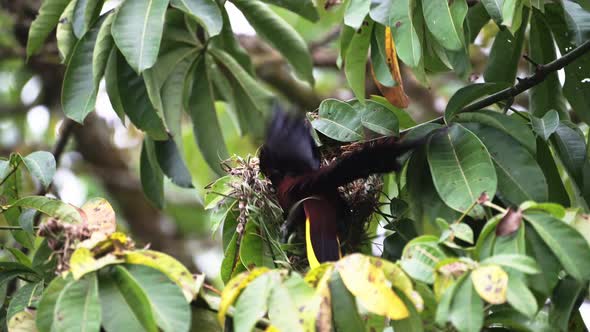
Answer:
top-left (258, 108), bottom-right (425, 268)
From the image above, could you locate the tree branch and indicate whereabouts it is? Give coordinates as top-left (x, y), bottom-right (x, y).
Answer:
top-left (401, 39), bottom-right (590, 134)
top-left (463, 40), bottom-right (590, 113)
top-left (37, 118), bottom-right (78, 196)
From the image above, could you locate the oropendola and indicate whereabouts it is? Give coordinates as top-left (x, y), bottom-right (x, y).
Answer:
top-left (259, 109), bottom-right (425, 268)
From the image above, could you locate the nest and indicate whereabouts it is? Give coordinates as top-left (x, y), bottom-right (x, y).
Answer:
top-left (222, 141), bottom-right (383, 271)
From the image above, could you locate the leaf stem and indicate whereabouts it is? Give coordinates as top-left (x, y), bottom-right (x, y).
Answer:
top-left (0, 161), bottom-right (20, 186)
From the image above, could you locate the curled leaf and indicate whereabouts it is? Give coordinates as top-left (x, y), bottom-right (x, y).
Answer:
top-left (496, 208), bottom-right (523, 236)
top-left (371, 26), bottom-right (409, 109)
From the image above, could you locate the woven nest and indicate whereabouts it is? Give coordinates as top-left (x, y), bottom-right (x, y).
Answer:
top-left (223, 139), bottom-right (383, 271)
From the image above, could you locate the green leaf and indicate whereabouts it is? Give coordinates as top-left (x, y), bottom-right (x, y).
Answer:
top-left (204, 175), bottom-right (235, 210)
top-left (312, 99), bottom-right (363, 142)
top-left (391, 287), bottom-right (424, 332)
top-left (369, 0), bottom-right (422, 67)
top-left (484, 8), bottom-right (529, 83)
top-left (549, 276), bottom-right (585, 331)
top-left (233, 0), bottom-right (314, 84)
top-left (209, 9), bottom-right (253, 73)
top-left (506, 276), bottom-right (538, 318)
top-left (1, 157), bottom-right (35, 248)
top-left (170, 0), bottom-right (222, 36)
top-left (62, 12), bottom-right (107, 123)
top-left (160, 62), bottom-right (194, 148)
top-left (99, 266), bottom-right (159, 332)
top-left (449, 276), bottom-right (483, 332)
top-left (7, 248), bottom-right (32, 267)
top-left (536, 138), bottom-right (570, 206)
top-left (371, 91), bottom-right (417, 130)
top-left (449, 223), bottom-right (474, 244)
top-left (124, 265), bottom-right (190, 332)
top-left (260, 0), bottom-right (319, 22)
top-left (72, 0), bottom-right (104, 38)
top-left (480, 0), bottom-right (502, 25)
top-left (529, 9), bottom-right (567, 119)
top-left (344, 20), bottom-right (373, 102)
top-left (56, 0), bottom-right (77, 62)
top-left (401, 236), bottom-right (447, 284)
top-left (404, 143), bottom-right (461, 235)
top-left (240, 219), bottom-right (272, 269)
top-left (422, 0), bottom-right (465, 51)
top-left (143, 46), bottom-right (197, 117)
top-left (551, 122), bottom-right (586, 184)
top-left (463, 124), bottom-right (547, 205)
top-left (454, 110), bottom-right (536, 154)
top-left (111, 0), bottom-right (170, 73)
top-left (22, 151), bottom-right (56, 189)
top-left (466, 3), bottom-right (490, 43)
top-left (54, 274), bottom-right (101, 332)
top-left (480, 254), bottom-right (541, 274)
top-left (545, 4), bottom-right (590, 126)
top-left (92, 12), bottom-right (114, 88)
top-left (6, 282), bottom-right (43, 322)
top-left (524, 223), bottom-right (561, 297)
top-left (268, 281), bottom-right (303, 332)
top-left (153, 138), bottom-right (193, 188)
top-left (435, 275), bottom-right (462, 326)
top-left (329, 272), bottom-right (364, 332)
top-left (140, 139), bottom-right (164, 208)
top-left (360, 100), bottom-right (399, 136)
top-left (113, 49), bottom-right (168, 140)
top-left (233, 273), bottom-right (275, 332)
top-left (26, 0), bottom-right (71, 58)
top-left (9, 196), bottom-right (82, 224)
top-left (445, 83), bottom-right (511, 123)
top-left (531, 110), bottom-right (559, 141)
top-left (187, 55), bottom-right (229, 175)
top-left (104, 48), bottom-right (126, 121)
top-left (36, 276), bottom-right (69, 332)
top-left (209, 47), bottom-right (272, 135)
top-left (524, 212), bottom-right (590, 281)
top-left (427, 123), bottom-right (497, 214)
top-left (344, 0), bottom-right (370, 29)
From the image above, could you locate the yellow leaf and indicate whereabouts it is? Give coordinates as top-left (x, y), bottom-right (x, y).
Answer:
top-left (81, 198), bottom-right (116, 236)
top-left (371, 26), bottom-right (409, 109)
top-left (69, 247), bottom-right (122, 280)
top-left (217, 267), bottom-right (270, 326)
top-left (304, 263), bottom-right (334, 288)
top-left (8, 310), bottom-right (38, 332)
top-left (265, 326), bottom-right (280, 332)
top-left (434, 259), bottom-right (469, 300)
top-left (125, 249), bottom-right (198, 301)
top-left (336, 254), bottom-right (409, 320)
top-left (370, 257), bottom-right (423, 311)
top-left (301, 265), bottom-right (334, 332)
top-left (471, 265), bottom-right (508, 304)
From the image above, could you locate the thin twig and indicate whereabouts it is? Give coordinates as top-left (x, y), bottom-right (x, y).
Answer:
top-left (0, 161), bottom-right (20, 186)
top-left (37, 118), bottom-right (78, 196)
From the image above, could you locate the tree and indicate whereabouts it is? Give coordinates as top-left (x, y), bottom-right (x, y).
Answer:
top-left (1, 0), bottom-right (590, 331)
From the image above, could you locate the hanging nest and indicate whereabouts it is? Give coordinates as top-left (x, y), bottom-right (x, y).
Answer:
top-left (219, 139), bottom-right (384, 272)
